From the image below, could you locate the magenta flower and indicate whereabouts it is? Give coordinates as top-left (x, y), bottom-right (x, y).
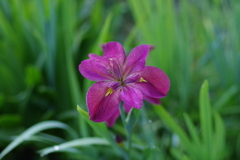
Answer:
top-left (79, 42), bottom-right (170, 127)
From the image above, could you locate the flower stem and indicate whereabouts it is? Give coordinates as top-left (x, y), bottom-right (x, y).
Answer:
top-left (119, 103), bottom-right (132, 160)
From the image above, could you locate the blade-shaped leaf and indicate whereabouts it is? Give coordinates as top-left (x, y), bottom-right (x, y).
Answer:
top-left (39, 137), bottom-right (109, 157)
top-left (183, 113), bottom-right (201, 147)
top-left (153, 105), bottom-right (197, 159)
top-left (212, 111), bottom-right (225, 160)
top-left (0, 121), bottom-right (78, 159)
top-left (199, 80), bottom-right (213, 159)
top-left (77, 105), bottom-right (128, 159)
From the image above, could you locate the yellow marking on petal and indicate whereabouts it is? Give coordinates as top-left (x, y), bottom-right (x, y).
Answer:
top-left (139, 77), bottom-right (147, 82)
top-left (105, 88), bottom-right (114, 97)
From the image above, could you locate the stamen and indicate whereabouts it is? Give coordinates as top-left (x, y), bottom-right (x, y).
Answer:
top-left (139, 77), bottom-right (147, 82)
top-left (105, 88), bottom-right (114, 97)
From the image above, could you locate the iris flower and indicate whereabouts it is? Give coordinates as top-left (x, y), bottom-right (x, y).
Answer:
top-left (79, 42), bottom-right (170, 126)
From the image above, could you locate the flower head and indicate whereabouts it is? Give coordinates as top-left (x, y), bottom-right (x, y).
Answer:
top-left (79, 42), bottom-right (170, 126)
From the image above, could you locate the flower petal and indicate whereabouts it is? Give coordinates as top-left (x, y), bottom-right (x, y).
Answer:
top-left (141, 66), bottom-right (170, 95)
top-left (120, 86), bottom-right (143, 110)
top-left (123, 103), bottom-right (132, 113)
top-left (88, 53), bottom-right (110, 66)
top-left (123, 72), bottom-right (141, 84)
top-left (124, 45), bottom-right (153, 75)
top-left (87, 82), bottom-right (121, 122)
top-left (102, 42), bottom-right (126, 64)
top-left (131, 82), bottom-right (166, 98)
top-left (106, 109), bottom-right (120, 127)
top-left (79, 57), bottom-right (114, 81)
top-left (143, 95), bottom-right (161, 104)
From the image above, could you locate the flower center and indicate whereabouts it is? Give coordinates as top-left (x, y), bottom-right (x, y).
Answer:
top-left (120, 78), bottom-right (125, 87)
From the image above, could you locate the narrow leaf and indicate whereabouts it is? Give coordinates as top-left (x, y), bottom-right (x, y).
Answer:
top-left (212, 111), bottom-right (225, 160)
top-left (39, 137), bottom-right (109, 157)
top-left (183, 113), bottom-right (201, 147)
top-left (77, 105), bottom-right (128, 159)
top-left (153, 105), bottom-right (197, 159)
top-left (0, 121), bottom-right (78, 159)
top-left (199, 80), bottom-right (213, 159)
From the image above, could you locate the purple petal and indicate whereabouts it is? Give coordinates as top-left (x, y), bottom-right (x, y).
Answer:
top-left (79, 57), bottom-right (114, 81)
top-left (109, 58), bottom-right (123, 80)
top-left (120, 86), bottom-right (143, 110)
top-left (102, 42), bottom-right (126, 64)
top-left (124, 45), bottom-right (153, 75)
top-left (141, 66), bottom-right (170, 95)
top-left (131, 82), bottom-right (166, 98)
top-left (123, 103), bottom-right (132, 113)
top-left (87, 82), bottom-right (121, 122)
top-left (123, 72), bottom-right (141, 84)
top-left (143, 95), bottom-right (161, 104)
top-left (106, 109), bottom-right (120, 127)
top-left (88, 53), bottom-right (115, 74)
top-left (88, 54), bottom-right (110, 66)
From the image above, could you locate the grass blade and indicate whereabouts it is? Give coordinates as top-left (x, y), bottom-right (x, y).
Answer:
top-left (90, 13), bottom-right (113, 55)
top-left (213, 85), bottom-right (239, 110)
top-left (39, 137), bottom-right (109, 157)
top-left (199, 80), bottom-right (213, 159)
top-left (183, 113), bottom-right (201, 147)
top-left (77, 106), bottom-right (110, 140)
top-left (153, 105), bottom-right (197, 159)
top-left (0, 121), bottom-right (78, 159)
top-left (212, 111), bottom-right (225, 160)
top-left (77, 105), bottom-right (128, 159)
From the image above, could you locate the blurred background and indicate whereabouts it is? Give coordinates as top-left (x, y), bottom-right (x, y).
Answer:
top-left (0, 0), bottom-right (239, 159)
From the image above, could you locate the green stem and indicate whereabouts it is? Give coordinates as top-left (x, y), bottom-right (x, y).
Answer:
top-left (119, 103), bottom-right (131, 160)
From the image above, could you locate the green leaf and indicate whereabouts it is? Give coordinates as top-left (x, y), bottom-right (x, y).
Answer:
top-left (0, 93), bottom-right (5, 109)
top-left (77, 106), bottom-right (110, 140)
top-left (220, 105), bottom-right (240, 115)
top-left (90, 12), bottom-right (113, 55)
top-left (0, 121), bottom-right (78, 159)
top-left (213, 85), bottom-right (239, 110)
top-left (199, 80), bottom-right (213, 159)
top-left (27, 133), bottom-right (65, 145)
top-left (125, 109), bottom-right (140, 132)
top-left (153, 105), bottom-right (197, 159)
top-left (212, 111), bottom-right (225, 160)
top-left (24, 65), bottom-right (42, 87)
top-left (153, 105), bottom-right (189, 145)
top-left (183, 113), bottom-right (201, 147)
top-left (0, 114), bottom-right (21, 128)
top-left (77, 105), bottom-right (128, 159)
top-left (39, 137), bottom-right (109, 157)
top-left (170, 148), bottom-right (184, 160)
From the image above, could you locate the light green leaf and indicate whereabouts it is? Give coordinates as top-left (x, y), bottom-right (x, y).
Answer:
top-left (199, 80), bottom-right (213, 159)
top-left (39, 137), bottom-right (109, 157)
top-left (77, 105), bottom-right (128, 159)
top-left (183, 113), bottom-right (201, 147)
top-left (90, 12), bottom-right (113, 55)
top-left (153, 105), bottom-right (190, 145)
top-left (0, 121), bottom-right (78, 159)
top-left (212, 111), bottom-right (225, 160)
top-left (170, 148), bottom-right (184, 160)
top-left (77, 105), bottom-right (110, 140)
top-left (153, 105), bottom-right (197, 159)
top-left (213, 85), bottom-right (239, 110)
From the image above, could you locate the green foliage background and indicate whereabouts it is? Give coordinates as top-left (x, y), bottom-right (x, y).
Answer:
top-left (0, 0), bottom-right (239, 159)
